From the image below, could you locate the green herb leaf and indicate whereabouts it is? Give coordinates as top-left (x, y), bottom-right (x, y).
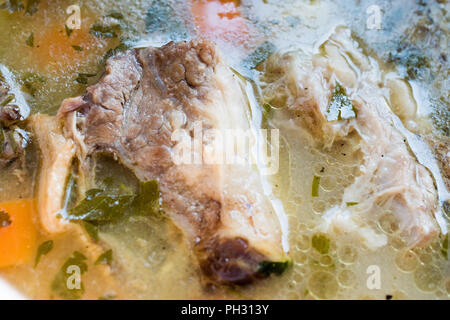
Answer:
top-left (71, 45), bottom-right (83, 52)
top-left (65, 24), bottom-right (73, 37)
top-left (346, 202), bottom-right (358, 206)
top-left (81, 221), bottom-right (99, 241)
top-left (325, 83), bottom-right (356, 121)
top-left (95, 249), bottom-right (112, 265)
top-left (51, 251), bottom-right (87, 300)
top-left (68, 180), bottom-right (161, 224)
top-left (21, 72), bottom-right (45, 96)
top-left (312, 234), bottom-right (330, 254)
top-left (89, 22), bottom-right (120, 39)
top-left (1, 93), bottom-right (15, 106)
top-left (74, 72), bottom-right (96, 85)
top-left (34, 240), bottom-right (53, 267)
top-left (312, 175), bottom-right (320, 197)
top-left (106, 12), bottom-right (123, 20)
top-left (258, 260), bottom-right (291, 276)
top-left (0, 210), bottom-right (12, 228)
top-left (25, 32), bottom-right (34, 47)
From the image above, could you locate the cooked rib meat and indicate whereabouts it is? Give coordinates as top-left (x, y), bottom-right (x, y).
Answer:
top-left (57, 38), bottom-right (287, 284)
top-left (260, 28), bottom-right (445, 248)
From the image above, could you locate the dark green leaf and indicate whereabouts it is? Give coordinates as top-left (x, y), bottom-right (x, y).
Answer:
top-left (71, 45), bottom-right (83, 52)
top-left (65, 24), bottom-right (73, 37)
top-left (346, 202), bottom-right (358, 206)
top-left (51, 251), bottom-right (87, 300)
top-left (442, 234), bottom-right (448, 260)
top-left (1, 93), bottom-right (15, 106)
top-left (25, 32), bottom-right (34, 47)
top-left (106, 12), bottom-right (123, 20)
top-left (81, 221), bottom-right (99, 241)
top-left (89, 22), bottom-right (120, 39)
top-left (74, 72), bottom-right (96, 85)
top-left (68, 180), bottom-right (161, 224)
top-left (258, 260), bottom-right (291, 276)
top-left (95, 249), bottom-right (112, 265)
top-left (34, 240), bottom-right (53, 267)
top-left (325, 83), bottom-right (357, 121)
top-left (0, 210), bottom-right (11, 228)
top-left (312, 175), bottom-right (320, 197)
top-left (312, 234), bottom-right (330, 254)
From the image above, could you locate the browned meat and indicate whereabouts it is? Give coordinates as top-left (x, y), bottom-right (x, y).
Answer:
top-left (57, 39), bottom-right (288, 285)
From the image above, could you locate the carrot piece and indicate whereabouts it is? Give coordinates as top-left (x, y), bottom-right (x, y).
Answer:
top-left (191, 0), bottom-right (250, 44)
top-left (0, 199), bottom-right (37, 268)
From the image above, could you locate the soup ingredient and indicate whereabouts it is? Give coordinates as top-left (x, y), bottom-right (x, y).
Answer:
top-left (34, 239), bottom-right (53, 267)
top-left (51, 251), bottom-right (87, 300)
top-left (325, 82), bottom-right (356, 121)
top-left (30, 114), bottom-right (75, 233)
top-left (257, 260), bottom-right (291, 276)
top-left (261, 28), bottom-right (442, 248)
top-left (56, 38), bottom-right (288, 285)
top-left (311, 234), bottom-right (330, 254)
top-left (95, 249), bottom-right (112, 266)
top-left (68, 180), bottom-right (160, 223)
top-left (0, 199), bottom-right (36, 268)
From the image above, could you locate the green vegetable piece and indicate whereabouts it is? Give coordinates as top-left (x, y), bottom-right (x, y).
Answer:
top-left (312, 234), bottom-right (330, 254)
top-left (106, 12), bottom-right (123, 20)
top-left (312, 175), bottom-right (321, 197)
top-left (346, 202), bottom-right (358, 206)
top-left (25, 32), bottom-right (34, 47)
top-left (71, 45), bottom-right (83, 52)
top-left (65, 24), bottom-right (73, 37)
top-left (51, 251), bottom-right (87, 300)
top-left (0, 210), bottom-right (12, 228)
top-left (89, 22), bottom-right (120, 39)
top-left (131, 180), bottom-right (161, 216)
top-left (95, 249), bottom-right (113, 266)
top-left (442, 234), bottom-right (448, 260)
top-left (34, 240), bottom-right (53, 267)
top-left (325, 83), bottom-right (357, 121)
top-left (258, 260), bottom-right (291, 276)
top-left (1, 93), bottom-right (15, 106)
top-left (81, 221), bottom-right (99, 241)
top-left (74, 72), bottom-right (96, 85)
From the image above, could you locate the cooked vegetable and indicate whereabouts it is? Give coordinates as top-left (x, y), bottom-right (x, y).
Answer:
top-left (81, 221), bottom-right (99, 241)
top-left (0, 199), bottom-right (37, 268)
top-left (325, 83), bottom-right (357, 121)
top-left (51, 251), bottom-right (87, 300)
top-left (71, 45), bottom-right (83, 52)
top-left (258, 260), bottom-right (291, 276)
top-left (311, 234), bottom-right (330, 255)
top-left (312, 175), bottom-right (320, 197)
top-left (25, 32), bottom-right (34, 47)
top-left (442, 234), bottom-right (448, 260)
top-left (95, 249), bottom-right (112, 266)
top-left (68, 180), bottom-right (161, 223)
top-left (89, 23), bottom-right (120, 39)
top-left (34, 240), bottom-right (53, 267)
top-left (74, 73), bottom-right (96, 85)
top-left (346, 202), bottom-right (358, 206)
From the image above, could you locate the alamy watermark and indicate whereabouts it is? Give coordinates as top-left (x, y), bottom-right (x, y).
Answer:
top-left (171, 121), bottom-right (280, 175)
